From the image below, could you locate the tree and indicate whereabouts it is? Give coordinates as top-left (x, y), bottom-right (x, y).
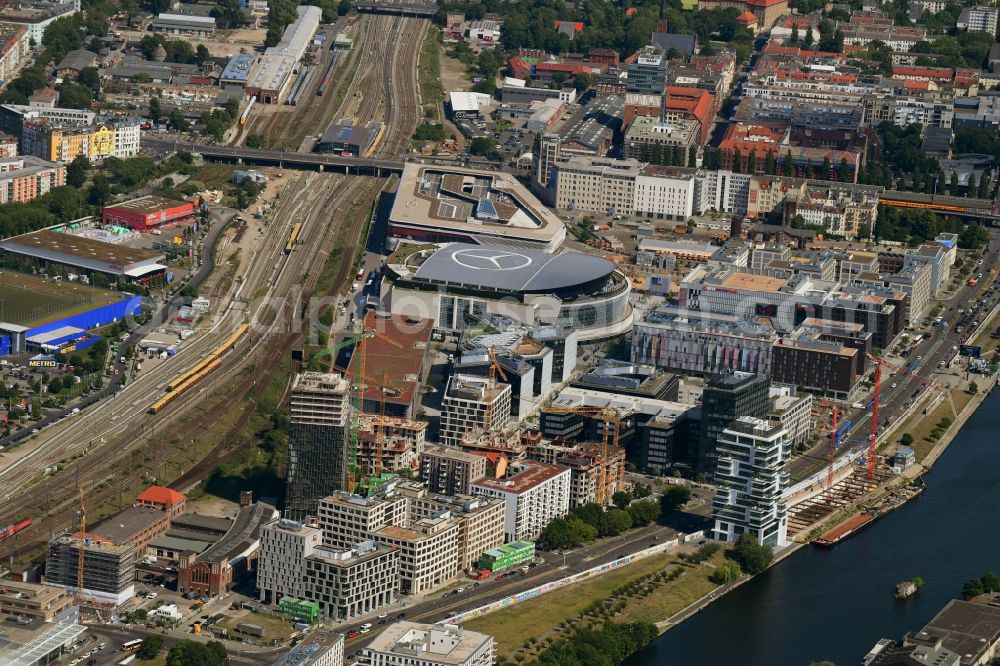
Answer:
top-left (900, 433), bottom-right (914, 446)
top-left (337, 0), bottom-right (350, 15)
top-left (66, 155), bottom-right (89, 188)
top-left (574, 72), bottom-right (593, 92)
top-left (166, 640), bottom-right (227, 666)
top-left (601, 508), bottom-right (632, 535)
top-left (139, 635), bottom-right (164, 660)
top-left (963, 577), bottom-right (986, 599)
top-left (148, 94), bottom-right (161, 124)
top-left (169, 108), bottom-right (189, 132)
top-left (611, 491), bottom-right (633, 509)
top-left (783, 150), bottom-right (794, 177)
top-left (710, 560), bottom-right (741, 584)
top-left (57, 82), bottom-right (93, 110)
top-left (469, 137), bottom-right (496, 157)
top-left (77, 66), bottom-right (99, 90)
top-left (764, 150), bottom-right (776, 174)
top-left (821, 156), bottom-right (832, 180)
top-left (838, 158), bottom-right (851, 182)
top-left (245, 133), bottom-right (265, 148)
top-left (88, 175), bottom-right (111, 207)
top-left (413, 123), bottom-right (445, 142)
top-left (537, 515), bottom-right (597, 550)
top-left (659, 484), bottom-right (692, 515)
top-left (195, 44), bottom-right (211, 65)
top-left (789, 25), bottom-right (799, 45)
top-left (746, 150), bottom-right (757, 175)
top-left (628, 499), bottom-right (661, 527)
top-left (968, 381), bottom-right (978, 395)
top-left (949, 171), bottom-right (959, 195)
top-left (730, 533), bottom-right (774, 574)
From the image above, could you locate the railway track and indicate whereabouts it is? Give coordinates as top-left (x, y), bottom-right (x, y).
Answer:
top-left (0, 171), bottom-right (378, 560)
top-left (0, 7), bottom-right (425, 562)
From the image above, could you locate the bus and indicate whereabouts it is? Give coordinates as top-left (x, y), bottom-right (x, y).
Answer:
top-left (121, 639), bottom-right (143, 653)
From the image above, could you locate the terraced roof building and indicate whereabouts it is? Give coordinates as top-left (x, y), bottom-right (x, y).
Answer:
top-left (388, 164), bottom-right (566, 252)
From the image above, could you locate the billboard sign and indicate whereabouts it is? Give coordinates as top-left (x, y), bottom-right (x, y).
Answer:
top-left (960, 345), bottom-right (981, 358)
top-left (28, 355), bottom-right (57, 368)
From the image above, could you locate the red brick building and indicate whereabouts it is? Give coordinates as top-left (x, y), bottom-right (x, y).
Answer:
top-left (136, 485), bottom-right (187, 518)
top-left (102, 195), bottom-right (196, 232)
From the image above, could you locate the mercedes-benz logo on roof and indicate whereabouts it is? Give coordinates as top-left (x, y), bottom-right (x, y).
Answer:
top-left (452, 248), bottom-right (533, 271)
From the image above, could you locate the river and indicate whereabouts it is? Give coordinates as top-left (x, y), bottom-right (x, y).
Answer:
top-left (625, 388), bottom-right (1000, 666)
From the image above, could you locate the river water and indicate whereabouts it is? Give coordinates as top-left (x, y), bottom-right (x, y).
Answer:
top-left (626, 388), bottom-right (1000, 666)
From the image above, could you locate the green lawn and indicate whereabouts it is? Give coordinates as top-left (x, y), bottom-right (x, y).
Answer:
top-left (884, 389), bottom-right (972, 463)
top-left (464, 552), bottom-right (717, 656)
top-left (417, 26), bottom-right (444, 122)
top-left (616, 552), bottom-right (727, 624)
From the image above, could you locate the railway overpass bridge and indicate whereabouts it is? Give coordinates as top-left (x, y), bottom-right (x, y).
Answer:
top-left (142, 137), bottom-right (405, 176)
top-left (353, 0), bottom-right (437, 17)
top-left (878, 190), bottom-right (1000, 222)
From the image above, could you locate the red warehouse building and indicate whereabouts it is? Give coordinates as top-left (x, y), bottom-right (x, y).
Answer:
top-left (102, 195), bottom-right (196, 231)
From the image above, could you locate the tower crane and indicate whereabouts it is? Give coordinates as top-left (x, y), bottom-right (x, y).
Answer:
top-left (828, 405), bottom-right (837, 490)
top-left (537, 403), bottom-right (623, 506)
top-left (76, 486), bottom-right (85, 602)
top-left (865, 352), bottom-right (951, 480)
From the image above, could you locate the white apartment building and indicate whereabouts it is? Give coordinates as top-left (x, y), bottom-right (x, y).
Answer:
top-left (853, 258), bottom-right (932, 323)
top-left (112, 120), bottom-right (141, 158)
top-left (790, 186), bottom-right (879, 240)
top-left (258, 518), bottom-right (322, 604)
top-left (471, 462), bottom-right (571, 541)
top-left (907, 243), bottom-right (953, 296)
top-left (958, 6), bottom-right (998, 34)
top-left (364, 622), bottom-right (495, 666)
top-left (553, 156), bottom-right (639, 216)
top-left (439, 375), bottom-right (511, 448)
top-left (634, 170), bottom-right (697, 221)
top-left (0, 27), bottom-right (28, 86)
top-left (768, 392), bottom-right (813, 449)
top-left (712, 417), bottom-right (789, 547)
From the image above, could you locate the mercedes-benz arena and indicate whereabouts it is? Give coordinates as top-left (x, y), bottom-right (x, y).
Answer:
top-left (385, 243), bottom-right (633, 341)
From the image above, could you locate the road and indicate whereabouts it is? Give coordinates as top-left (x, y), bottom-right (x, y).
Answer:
top-left (787, 230), bottom-right (1000, 481)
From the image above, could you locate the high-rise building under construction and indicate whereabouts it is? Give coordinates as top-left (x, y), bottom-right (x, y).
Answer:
top-left (286, 372), bottom-right (352, 520)
top-left (45, 534), bottom-right (136, 608)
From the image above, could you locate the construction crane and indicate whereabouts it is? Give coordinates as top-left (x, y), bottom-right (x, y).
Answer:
top-left (320, 321), bottom-right (406, 492)
top-left (482, 347), bottom-right (509, 438)
top-left (828, 405), bottom-right (837, 490)
top-left (865, 352), bottom-right (952, 480)
top-left (538, 403), bottom-right (623, 505)
top-left (312, 330), bottom-right (375, 371)
top-left (76, 486), bottom-right (85, 601)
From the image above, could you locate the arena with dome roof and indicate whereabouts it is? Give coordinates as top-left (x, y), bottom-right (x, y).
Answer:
top-left (384, 243), bottom-right (633, 341)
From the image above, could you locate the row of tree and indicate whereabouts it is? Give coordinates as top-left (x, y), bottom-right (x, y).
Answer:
top-left (875, 208), bottom-right (990, 248)
top-left (530, 620), bottom-right (659, 666)
top-left (537, 484), bottom-right (691, 550)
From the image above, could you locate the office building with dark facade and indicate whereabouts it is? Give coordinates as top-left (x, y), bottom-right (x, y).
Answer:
top-left (770, 336), bottom-right (862, 401)
top-left (698, 371), bottom-right (770, 479)
top-left (286, 372), bottom-right (352, 520)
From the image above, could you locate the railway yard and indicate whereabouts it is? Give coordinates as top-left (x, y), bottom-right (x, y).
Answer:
top-left (236, 13), bottom-right (426, 154)
top-left (0, 9), bottom-right (428, 566)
